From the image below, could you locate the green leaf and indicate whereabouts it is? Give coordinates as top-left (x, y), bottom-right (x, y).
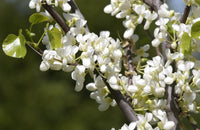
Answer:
top-left (167, 21), bottom-right (174, 37)
top-left (180, 32), bottom-right (192, 55)
top-left (47, 27), bottom-right (62, 49)
top-left (29, 13), bottom-right (49, 25)
top-left (2, 33), bottom-right (27, 58)
top-left (191, 21), bottom-right (200, 38)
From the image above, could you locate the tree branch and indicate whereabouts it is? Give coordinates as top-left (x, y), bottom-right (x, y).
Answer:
top-left (165, 83), bottom-right (180, 130)
top-left (41, 0), bottom-right (70, 33)
top-left (124, 40), bottom-right (134, 85)
top-left (181, 5), bottom-right (191, 23)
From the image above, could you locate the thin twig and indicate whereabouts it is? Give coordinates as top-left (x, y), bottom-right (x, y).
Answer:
top-left (125, 40), bottom-right (134, 85)
top-left (165, 84), bottom-right (180, 130)
top-left (181, 5), bottom-right (191, 23)
top-left (41, 0), bottom-right (70, 33)
top-left (25, 43), bottom-right (43, 56)
top-left (162, 37), bottom-right (171, 63)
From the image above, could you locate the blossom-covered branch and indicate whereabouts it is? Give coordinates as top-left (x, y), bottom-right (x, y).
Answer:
top-left (40, 0), bottom-right (138, 123)
top-left (3, 0), bottom-right (200, 129)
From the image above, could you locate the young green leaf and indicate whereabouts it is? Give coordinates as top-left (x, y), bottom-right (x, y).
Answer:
top-left (47, 27), bottom-right (62, 50)
top-left (2, 33), bottom-right (27, 58)
top-left (180, 32), bottom-right (192, 55)
top-left (29, 13), bottom-right (49, 25)
top-left (191, 21), bottom-right (200, 38)
top-left (167, 21), bottom-right (174, 37)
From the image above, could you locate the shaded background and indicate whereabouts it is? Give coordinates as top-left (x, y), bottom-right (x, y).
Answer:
top-left (0, 0), bottom-right (125, 130)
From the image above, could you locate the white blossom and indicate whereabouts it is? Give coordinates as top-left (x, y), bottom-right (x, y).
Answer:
top-left (144, 10), bottom-right (158, 30)
top-left (71, 65), bottom-right (86, 92)
top-left (158, 3), bottom-right (173, 18)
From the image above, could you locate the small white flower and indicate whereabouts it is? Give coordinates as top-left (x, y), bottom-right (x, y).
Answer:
top-left (40, 60), bottom-right (50, 71)
top-left (61, 2), bottom-right (71, 12)
top-left (154, 87), bottom-right (165, 97)
top-left (86, 83), bottom-right (97, 91)
top-left (155, 18), bottom-right (169, 31)
top-left (108, 76), bottom-right (118, 85)
top-left (98, 97), bottom-right (111, 111)
top-left (29, 0), bottom-right (41, 12)
top-left (120, 122), bottom-right (136, 130)
top-left (113, 49), bottom-right (122, 58)
top-left (184, 91), bottom-right (196, 103)
top-left (158, 3), bottom-right (173, 18)
top-left (143, 85), bottom-right (151, 94)
top-left (71, 65), bottom-right (86, 92)
top-left (172, 23), bottom-right (191, 38)
top-left (151, 28), bottom-right (166, 47)
top-left (51, 60), bottom-right (63, 70)
top-left (82, 57), bottom-right (92, 68)
top-left (134, 4), bottom-right (146, 24)
top-left (104, 4), bottom-right (113, 14)
top-left (163, 121), bottom-right (175, 130)
top-left (123, 28), bottom-right (134, 39)
top-left (177, 60), bottom-right (194, 71)
top-left (127, 85), bottom-right (138, 93)
top-left (116, 10), bottom-right (129, 19)
top-left (153, 109), bottom-right (175, 129)
top-left (187, 103), bottom-right (196, 111)
top-left (144, 11), bottom-right (158, 30)
top-left (164, 77), bottom-right (174, 84)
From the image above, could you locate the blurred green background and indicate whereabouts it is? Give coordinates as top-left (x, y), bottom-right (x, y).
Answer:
top-left (0, 0), bottom-right (126, 129)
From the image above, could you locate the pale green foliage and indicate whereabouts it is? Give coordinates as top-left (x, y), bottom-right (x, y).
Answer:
top-left (29, 13), bottom-right (50, 25)
top-left (180, 32), bottom-right (192, 55)
top-left (2, 30), bottom-right (26, 58)
top-left (47, 27), bottom-right (62, 49)
top-left (191, 21), bottom-right (200, 38)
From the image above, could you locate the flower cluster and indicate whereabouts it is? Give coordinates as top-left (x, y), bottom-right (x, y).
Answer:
top-left (104, 0), bottom-right (157, 39)
top-left (26, 0), bottom-right (200, 129)
top-left (38, 9), bottom-right (123, 110)
top-left (115, 110), bottom-right (174, 130)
